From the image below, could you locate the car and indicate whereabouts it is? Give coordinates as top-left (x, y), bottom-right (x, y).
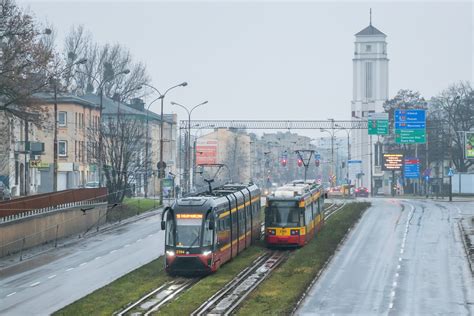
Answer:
top-left (0, 182), bottom-right (11, 201)
top-left (84, 181), bottom-right (100, 188)
top-left (355, 187), bottom-right (369, 197)
top-left (328, 186), bottom-right (343, 197)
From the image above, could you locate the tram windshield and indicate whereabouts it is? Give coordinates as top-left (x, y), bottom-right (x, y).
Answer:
top-left (267, 201), bottom-right (301, 227)
top-left (175, 216), bottom-right (202, 247)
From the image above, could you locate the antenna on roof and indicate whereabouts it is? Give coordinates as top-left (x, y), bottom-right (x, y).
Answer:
top-left (369, 8), bottom-right (372, 26)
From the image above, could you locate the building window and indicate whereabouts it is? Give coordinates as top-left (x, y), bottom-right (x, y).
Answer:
top-left (58, 111), bottom-right (67, 127)
top-left (59, 141), bottom-right (67, 157)
top-left (365, 62), bottom-right (373, 99)
top-left (366, 45), bottom-right (372, 52)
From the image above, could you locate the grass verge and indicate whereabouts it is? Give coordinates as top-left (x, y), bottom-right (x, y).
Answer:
top-left (156, 245), bottom-right (265, 315)
top-left (236, 202), bottom-right (371, 315)
top-left (53, 257), bottom-right (171, 316)
top-left (107, 198), bottom-right (158, 222)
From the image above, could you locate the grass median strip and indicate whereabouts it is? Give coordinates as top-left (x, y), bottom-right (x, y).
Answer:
top-left (156, 245), bottom-right (265, 315)
top-left (236, 202), bottom-right (371, 315)
top-left (53, 257), bottom-right (171, 316)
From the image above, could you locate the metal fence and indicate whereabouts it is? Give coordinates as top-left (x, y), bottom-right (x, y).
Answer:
top-left (0, 188), bottom-right (107, 219)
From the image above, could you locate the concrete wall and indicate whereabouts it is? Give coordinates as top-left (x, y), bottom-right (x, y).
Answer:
top-left (0, 203), bottom-right (107, 257)
top-left (452, 173), bottom-right (474, 194)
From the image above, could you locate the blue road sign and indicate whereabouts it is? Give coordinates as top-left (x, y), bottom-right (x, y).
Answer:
top-left (315, 154), bottom-right (321, 160)
top-left (404, 157), bottom-right (420, 179)
top-left (395, 122), bottom-right (426, 130)
top-left (395, 109), bottom-right (426, 123)
top-left (448, 168), bottom-right (454, 177)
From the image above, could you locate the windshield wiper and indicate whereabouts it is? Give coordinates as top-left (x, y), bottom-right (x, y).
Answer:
top-left (187, 235), bottom-right (200, 249)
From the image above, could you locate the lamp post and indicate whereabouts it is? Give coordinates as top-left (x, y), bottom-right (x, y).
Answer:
top-left (142, 82), bottom-right (188, 205)
top-left (335, 124), bottom-right (351, 185)
top-left (76, 65), bottom-right (131, 189)
top-left (170, 100), bottom-right (208, 194)
top-left (52, 57), bottom-right (88, 192)
top-left (320, 118), bottom-right (336, 186)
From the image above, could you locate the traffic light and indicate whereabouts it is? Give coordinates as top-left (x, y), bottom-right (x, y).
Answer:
top-left (281, 158), bottom-right (287, 167)
top-left (315, 159), bottom-right (320, 167)
top-left (297, 159), bottom-right (303, 167)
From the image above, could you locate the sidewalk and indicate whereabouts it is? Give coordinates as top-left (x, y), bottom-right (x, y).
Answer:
top-left (459, 216), bottom-right (474, 274)
top-left (0, 205), bottom-right (164, 271)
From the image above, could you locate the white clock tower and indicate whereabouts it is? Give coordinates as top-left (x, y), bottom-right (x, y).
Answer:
top-left (350, 13), bottom-right (389, 189)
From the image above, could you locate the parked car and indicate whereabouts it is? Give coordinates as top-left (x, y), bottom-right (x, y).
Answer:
top-left (355, 187), bottom-right (369, 197)
top-left (84, 181), bottom-right (100, 188)
top-left (0, 182), bottom-right (12, 201)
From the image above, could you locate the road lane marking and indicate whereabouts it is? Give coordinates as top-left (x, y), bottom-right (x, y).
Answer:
top-left (393, 281), bottom-right (397, 287)
top-left (30, 282), bottom-right (40, 287)
top-left (7, 292), bottom-right (16, 297)
top-left (124, 244), bottom-right (130, 248)
top-left (80, 262), bottom-right (87, 267)
top-left (48, 274), bottom-right (56, 279)
top-left (399, 257), bottom-right (402, 262)
top-left (389, 302), bottom-right (393, 309)
top-left (95, 256), bottom-right (101, 260)
top-left (137, 239), bottom-right (142, 242)
top-left (66, 268), bottom-right (74, 271)
top-left (110, 250), bottom-right (117, 254)
top-left (148, 234), bottom-right (153, 237)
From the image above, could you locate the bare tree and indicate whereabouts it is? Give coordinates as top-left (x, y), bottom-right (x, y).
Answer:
top-left (224, 132), bottom-right (249, 183)
top-left (87, 113), bottom-right (147, 204)
top-left (0, 0), bottom-right (56, 119)
top-left (63, 25), bottom-right (149, 102)
top-left (430, 81), bottom-right (474, 172)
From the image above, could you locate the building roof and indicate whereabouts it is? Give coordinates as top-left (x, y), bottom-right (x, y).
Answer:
top-left (355, 24), bottom-right (386, 37)
top-left (81, 94), bottom-right (175, 124)
top-left (33, 92), bottom-right (98, 108)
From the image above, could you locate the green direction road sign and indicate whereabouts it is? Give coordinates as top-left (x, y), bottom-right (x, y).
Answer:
top-left (163, 178), bottom-right (173, 189)
top-left (395, 129), bottom-right (426, 144)
top-left (368, 119), bottom-right (389, 135)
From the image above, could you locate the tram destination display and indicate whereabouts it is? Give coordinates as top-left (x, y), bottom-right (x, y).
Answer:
top-left (382, 153), bottom-right (404, 171)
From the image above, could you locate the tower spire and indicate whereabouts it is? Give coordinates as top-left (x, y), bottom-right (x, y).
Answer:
top-left (370, 8), bottom-right (372, 25)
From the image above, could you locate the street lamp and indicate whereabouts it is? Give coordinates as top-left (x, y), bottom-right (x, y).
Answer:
top-left (335, 124), bottom-right (351, 185)
top-left (52, 57), bottom-right (88, 192)
top-left (142, 82), bottom-right (188, 206)
top-left (170, 100), bottom-right (208, 194)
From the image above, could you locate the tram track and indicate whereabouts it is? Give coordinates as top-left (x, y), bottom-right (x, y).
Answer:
top-left (115, 277), bottom-right (200, 316)
top-left (324, 201), bottom-right (346, 220)
top-left (192, 250), bottom-right (289, 315)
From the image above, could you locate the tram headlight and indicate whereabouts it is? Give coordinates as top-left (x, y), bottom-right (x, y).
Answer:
top-left (166, 250), bottom-right (175, 257)
top-left (290, 229), bottom-right (300, 236)
top-left (268, 229), bottom-right (276, 235)
top-left (202, 250), bottom-right (212, 256)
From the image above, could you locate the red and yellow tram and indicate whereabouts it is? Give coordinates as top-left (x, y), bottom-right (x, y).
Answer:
top-left (265, 181), bottom-right (324, 247)
top-left (161, 183), bottom-right (261, 275)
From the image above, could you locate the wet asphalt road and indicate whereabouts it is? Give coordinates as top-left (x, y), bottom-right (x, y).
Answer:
top-left (297, 198), bottom-right (474, 315)
top-left (0, 212), bottom-right (164, 315)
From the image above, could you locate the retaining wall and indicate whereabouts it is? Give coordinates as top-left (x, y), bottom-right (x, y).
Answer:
top-left (0, 203), bottom-right (107, 257)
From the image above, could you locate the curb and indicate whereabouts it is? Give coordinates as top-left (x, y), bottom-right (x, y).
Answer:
top-left (458, 219), bottom-right (474, 275)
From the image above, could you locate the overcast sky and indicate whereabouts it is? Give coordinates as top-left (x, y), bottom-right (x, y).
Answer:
top-left (20, 0), bottom-right (473, 127)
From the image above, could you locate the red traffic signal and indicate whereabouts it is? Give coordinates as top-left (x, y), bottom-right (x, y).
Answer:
top-left (297, 159), bottom-right (303, 167)
top-left (281, 159), bottom-right (287, 167)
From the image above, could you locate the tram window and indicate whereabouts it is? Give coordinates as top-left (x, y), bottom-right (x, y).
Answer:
top-left (203, 220), bottom-right (213, 246)
top-left (165, 218), bottom-right (175, 246)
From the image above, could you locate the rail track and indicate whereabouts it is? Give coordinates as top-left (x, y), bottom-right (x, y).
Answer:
top-left (115, 277), bottom-right (200, 316)
top-left (192, 251), bottom-right (288, 315)
top-left (324, 200), bottom-right (346, 220)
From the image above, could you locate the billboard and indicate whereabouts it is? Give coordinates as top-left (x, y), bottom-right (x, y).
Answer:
top-left (382, 153), bottom-right (404, 171)
top-left (195, 139), bottom-right (218, 165)
top-left (466, 132), bottom-right (474, 160)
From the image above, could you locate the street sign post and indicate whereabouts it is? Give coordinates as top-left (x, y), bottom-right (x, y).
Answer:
top-left (394, 109), bottom-right (426, 144)
top-left (368, 113), bottom-right (389, 135)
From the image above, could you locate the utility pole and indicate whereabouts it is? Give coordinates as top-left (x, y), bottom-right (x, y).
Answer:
top-left (370, 135), bottom-right (373, 196)
top-left (53, 82), bottom-right (58, 192)
top-left (295, 149), bottom-right (315, 181)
